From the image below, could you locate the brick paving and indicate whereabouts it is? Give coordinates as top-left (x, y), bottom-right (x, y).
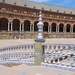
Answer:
top-left (0, 65), bottom-right (75, 75)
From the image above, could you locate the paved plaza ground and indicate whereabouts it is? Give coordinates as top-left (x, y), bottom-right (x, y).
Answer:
top-left (0, 64), bottom-right (75, 75)
top-left (0, 38), bottom-right (75, 47)
top-left (0, 38), bottom-right (75, 75)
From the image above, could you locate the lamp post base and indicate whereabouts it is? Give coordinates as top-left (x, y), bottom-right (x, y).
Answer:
top-left (34, 38), bottom-right (45, 66)
top-left (34, 38), bottom-right (45, 42)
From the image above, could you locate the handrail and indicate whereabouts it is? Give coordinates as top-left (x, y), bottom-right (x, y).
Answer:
top-left (42, 43), bottom-right (75, 46)
top-left (0, 43), bottom-right (34, 49)
top-left (0, 43), bottom-right (35, 64)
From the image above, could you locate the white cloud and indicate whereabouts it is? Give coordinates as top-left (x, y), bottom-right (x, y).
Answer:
top-left (56, 0), bottom-right (74, 5)
top-left (29, 0), bottom-right (49, 2)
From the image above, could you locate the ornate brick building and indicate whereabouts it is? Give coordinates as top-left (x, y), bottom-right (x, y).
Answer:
top-left (0, 0), bottom-right (75, 39)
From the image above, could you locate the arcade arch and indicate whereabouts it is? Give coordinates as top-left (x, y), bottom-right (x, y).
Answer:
top-left (59, 23), bottom-right (64, 32)
top-left (24, 20), bottom-right (30, 31)
top-left (43, 22), bottom-right (48, 32)
top-left (13, 19), bottom-right (20, 31)
top-left (66, 24), bottom-right (71, 32)
top-left (73, 25), bottom-right (75, 32)
top-left (34, 21), bottom-right (38, 31)
top-left (0, 18), bottom-right (8, 30)
top-left (52, 23), bottom-right (56, 32)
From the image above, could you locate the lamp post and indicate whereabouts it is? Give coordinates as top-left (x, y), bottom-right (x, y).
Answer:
top-left (34, 11), bottom-right (45, 66)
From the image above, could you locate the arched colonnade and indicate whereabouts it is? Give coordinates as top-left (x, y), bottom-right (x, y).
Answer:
top-left (0, 17), bottom-right (75, 33)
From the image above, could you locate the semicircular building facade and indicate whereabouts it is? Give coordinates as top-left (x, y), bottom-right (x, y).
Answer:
top-left (0, 0), bottom-right (75, 39)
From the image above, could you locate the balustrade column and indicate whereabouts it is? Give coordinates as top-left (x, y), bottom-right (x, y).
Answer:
top-left (67, 46), bottom-right (71, 67)
top-left (11, 23), bottom-right (13, 31)
top-left (72, 47), bottom-right (75, 67)
top-left (22, 24), bottom-right (24, 31)
top-left (57, 46), bottom-right (60, 65)
top-left (53, 46), bottom-right (56, 64)
top-left (8, 23), bottom-right (10, 31)
top-left (61, 46), bottom-right (65, 66)
top-left (20, 24), bottom-right (22, 31)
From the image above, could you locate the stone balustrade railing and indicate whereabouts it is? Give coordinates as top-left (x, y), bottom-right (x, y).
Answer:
top-left (42, 43), bottom-right (75, 72)
top-left (0, 43), bottom-right (34, 65)
top-left (0, 42), bottom-right (75, 71)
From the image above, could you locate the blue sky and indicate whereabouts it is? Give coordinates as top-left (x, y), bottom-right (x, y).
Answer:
top-left (29, 0), bottom-right (75, 8)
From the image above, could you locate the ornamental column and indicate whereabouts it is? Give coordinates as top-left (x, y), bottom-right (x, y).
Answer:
top-left (56, 23), bottom-right (59, 32)
top-left (49, 22), bottom-right (52, 32)
top-left (30, 25), bottom-right (32, 31)
top-left (20, 24), bottom-right (22, 31)
top-left (58, 26), bottom-right (59, 32)
top-left (63, 23), bottom-right (66, 32)
top-left (49, 23), bottom-right (52, 32)
top-left (11, 23), bottom-right (13, 31)
top-left (70, 25), bottom-right (73, 33)
top-left (22, 24), bottom-right (24, 31)
top-left (34, 11), bottom-right (45, 66)
top-left (70, 26), bottom-right (72, 33)
top-left (72, 26), bottom-right (73, 33)
top-left (64, 26), bottom-right (66, 32)
top-left (33, 24), bottom-right (34, 31)
top-left (56, 26), bottom-right (58, 32)
top-left (48, 25), bottom-right (50, 32)
top-left (8, 23), bottom-right (10, 31)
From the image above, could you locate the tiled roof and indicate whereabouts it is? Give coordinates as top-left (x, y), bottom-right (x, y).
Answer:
top-left (0, 0), bottom-right (75, 14)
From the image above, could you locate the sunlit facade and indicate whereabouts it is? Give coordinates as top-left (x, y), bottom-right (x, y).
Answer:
top-left (0, 0), bottom-right (75, 39)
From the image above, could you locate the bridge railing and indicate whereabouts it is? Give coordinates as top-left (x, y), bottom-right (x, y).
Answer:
top-left (0, 43), bottom-right (34, 65)
top-left (42, 43), bottom-right (75, 71)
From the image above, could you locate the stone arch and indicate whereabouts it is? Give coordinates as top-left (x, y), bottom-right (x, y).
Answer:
top-left (12, 17), bottom-right (20, 20)
top-left (43, 22), bottom-right (48, 32)
top-left (13, 19), bottom-right (20, 31)
top-left (52, 23), bottom-right (57, 32)
top-left (0, 17), bottom-right (8, 30)
top-left (24, 20), bottom-right (30, 31)
top-left (59, 23), bottom-right (64, 32)
top-left (73, 25), bottom-right (75, 32)
top-left (0, 16), bottom-right (9, 20)
top-left (34, 21), bottom-right (38, 31)
top-left (66, 24), bottom-right (71, 32)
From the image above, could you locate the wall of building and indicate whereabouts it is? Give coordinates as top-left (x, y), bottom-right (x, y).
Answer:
top-left (0, 0), bottom-right (75, 14)
top-left (0, 2), bottom-right (75, 39)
